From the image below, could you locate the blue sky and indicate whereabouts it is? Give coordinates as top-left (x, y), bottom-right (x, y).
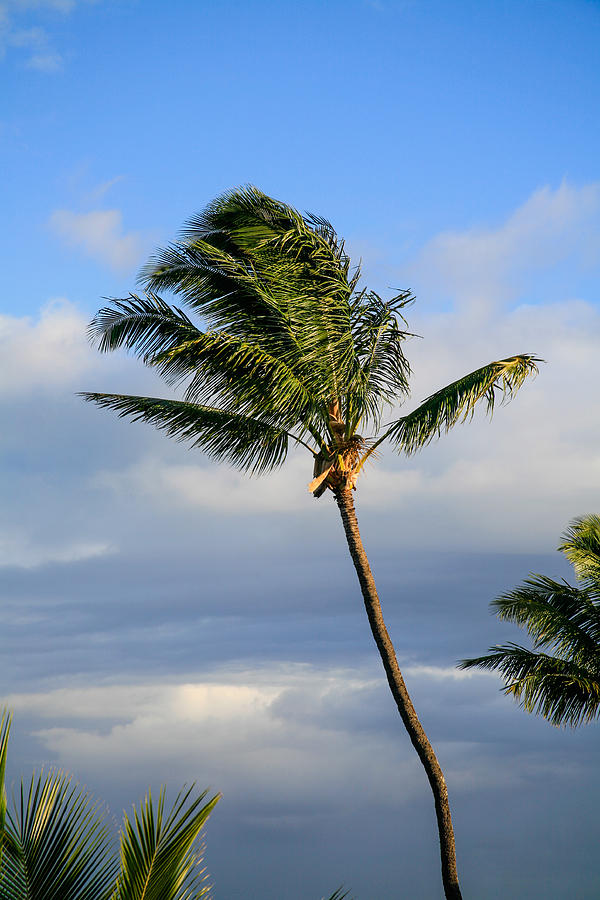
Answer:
top-left (2, 1), bottom-right (600, 898)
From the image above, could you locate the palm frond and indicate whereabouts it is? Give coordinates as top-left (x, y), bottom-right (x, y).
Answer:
top-left (89, 293), bottom-right (321, 432)
top-left (347, 289), bottom-right (413, 430)
top-left (89, 293), bottom-right (200, 359)
top-left (113, 785), bottom-right (219, 900)
top-left (140, 187), bottom-right (358, 404)
top-left (2, 770), bottom-right (116, 900)
top-left (79, 393), bottom-right (298, 474)
top-left (460, 515), bottom-right (600, 727)
top-left (491, 577), bottom-right (600, 662)
top-left (460, 644), bottom-right (600, 727)
top-left (559, 514), bottom-right (600, 582)
top-left (378, 354), bottom-right (540, 455)
top-left (0, 710), bottom-right (10, 871)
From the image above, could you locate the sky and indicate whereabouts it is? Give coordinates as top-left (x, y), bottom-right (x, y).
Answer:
top-left (1, 0), bottom-right (600, 897)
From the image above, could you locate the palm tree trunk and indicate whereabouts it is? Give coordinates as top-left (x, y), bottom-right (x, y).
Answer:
top-left (334, 485), bottom-right (462, 900)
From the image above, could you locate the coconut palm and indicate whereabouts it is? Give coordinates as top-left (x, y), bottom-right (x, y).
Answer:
top-left (460, 515), bottom-right (600, 727)
top-left (82, 186), bottom-right (540, 900)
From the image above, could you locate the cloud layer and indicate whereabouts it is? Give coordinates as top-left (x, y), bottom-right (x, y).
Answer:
top-left (6, 663), bottom-right (599, 899)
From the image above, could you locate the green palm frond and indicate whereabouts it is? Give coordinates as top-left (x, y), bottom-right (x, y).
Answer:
top-left (139, 187), bottom-right (357, 402)
top-left (89, 293), bottom-right (201, 359)
top-left (559, 514), bottom-right (600, 582)
top-left (90, 293), bottom-right (319, 431)
top-left (461, 644), bottom-right (600, 727)
top-left (1, 770), bottom-right (116, 900)
top-left (460, 514), bottom-right (600, 727)
top-left (491, 577), bottom-right (600, 659)
top-left (159, 330), bottom-right (318, 427)
top-left (348, 290), bottom-right (413, 431)
top-left (378, 354), bottom-right (540, 455)
top-left (0, 710), bottom-right (10, 870)
top-left (79, 393), bottom-right (303, 473)
top-left (113, 786), bottom-right (219, 900)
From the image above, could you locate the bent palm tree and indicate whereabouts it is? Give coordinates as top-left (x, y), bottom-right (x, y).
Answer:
top-left (460, 515), bottom-right (600, 727)
top-left (82, 186), bottom-right (540, 900)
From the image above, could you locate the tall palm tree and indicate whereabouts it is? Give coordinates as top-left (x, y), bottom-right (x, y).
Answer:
top-left (460, 515), bottom-right (600, 727)
top-left (82, 186), bottom-right (540, 900)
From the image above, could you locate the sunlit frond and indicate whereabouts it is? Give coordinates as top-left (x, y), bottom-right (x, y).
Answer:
top-left (379, 354), bottom-right (540, 455)
top-left (1, 771), bottom-right (115, 900)
top-left (89, 293), bottom-right (321, 432)
top-left (113, 786), bottom-right (219, 900)
top-left (89, 293), bottom-right (200, 359)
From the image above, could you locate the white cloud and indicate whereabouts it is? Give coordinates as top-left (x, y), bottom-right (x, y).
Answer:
top-left (95, 452), bottom-right (317, 515)
top-left (354, 295), bottom-right (600, 550)
top-left (49, 208), bottom-right (148, 272)
top-left (4, 664), bottom-right (513, 805)
top-left (7, 25), bottom-right (63, 70)
top-left (0, 299), bottom-right (93, 395)
top-left (410, 181), bottom-right (600, 312)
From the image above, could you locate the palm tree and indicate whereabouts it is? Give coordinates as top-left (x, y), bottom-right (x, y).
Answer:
top-left (460, 515), bottom-right (600, 727)
top-left (82, 186), bottom-right (540, 900)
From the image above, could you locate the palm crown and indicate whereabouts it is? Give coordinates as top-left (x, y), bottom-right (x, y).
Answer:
top-left (460, 515), bottom-right (600, 727)
top-left (82, 186), bottom-right (539, 495)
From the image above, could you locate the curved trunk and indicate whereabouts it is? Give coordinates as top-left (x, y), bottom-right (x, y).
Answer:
top-left (334, 485), bottom-right (462, 900)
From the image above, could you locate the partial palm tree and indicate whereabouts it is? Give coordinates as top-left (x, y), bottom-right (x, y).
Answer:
top-left (460, 515), bottom-right (600, 727)
top-left (82, 186), bottom-right (540, 900)
top-left (0, 709), bottom-right (219, 900)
